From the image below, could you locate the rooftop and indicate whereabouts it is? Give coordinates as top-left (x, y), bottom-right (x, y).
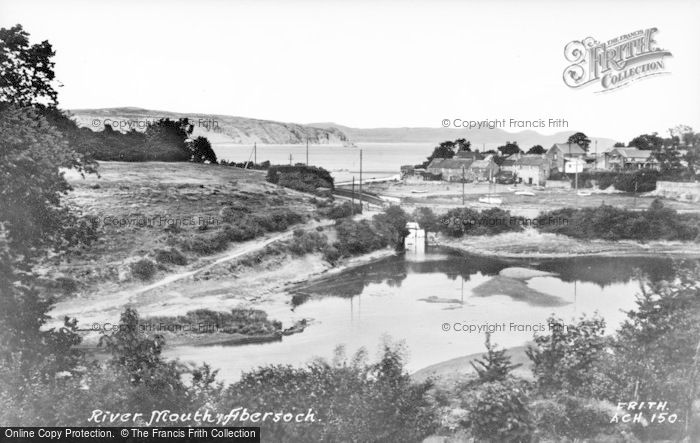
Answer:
top-left (549, 143), bottom-right (586, 155)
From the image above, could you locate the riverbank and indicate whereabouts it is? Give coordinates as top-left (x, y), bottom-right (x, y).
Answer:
top-left (433, 229), bottom-right (700, 258)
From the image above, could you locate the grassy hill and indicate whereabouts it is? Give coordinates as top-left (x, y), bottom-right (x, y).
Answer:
top-left (69, 107), bottom-right (348, 145)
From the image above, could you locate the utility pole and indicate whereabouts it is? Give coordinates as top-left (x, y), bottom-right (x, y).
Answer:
top-left (306, 138), bottom-right (309, 166)
top-left (351, 176), bottom-right (355, 215)
top-left (462, 166), bottom-right (465, 205)
top-left (359, 149), bottom-right (363, 214)
top-left (594, 139), bottom-right (598, 170)
top-left (289, 153), bottom-right (292, 165)
top-left (254, 142), bottom-right (257, 164)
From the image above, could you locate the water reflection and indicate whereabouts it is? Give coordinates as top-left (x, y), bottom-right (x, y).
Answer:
top-left (293, 248), bottom-right (684, 305)
top-left (167, 250), bottom-right (697, 382)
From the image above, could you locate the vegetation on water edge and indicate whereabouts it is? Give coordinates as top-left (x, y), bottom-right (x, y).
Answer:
top-left (147, 309), bottom-right (283, 336)
top-left (538, 199), bottom-right (700, 242)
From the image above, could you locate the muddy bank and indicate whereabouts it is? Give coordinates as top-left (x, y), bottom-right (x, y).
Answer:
top-left (433, 229), bottom-right (700, 258)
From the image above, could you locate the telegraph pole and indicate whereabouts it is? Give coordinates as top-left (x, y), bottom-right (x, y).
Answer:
top-left (289, 153), bottom-right (292, 165)
top-left (594, 139), bottom-right (598, 170)
top-left (462, 166), bottom-right (465, 205)
top-left (359, 149), bottom-right (363, 213)
top-left (254, 142), bottom-right (257, 165)
top-left (351, 176), bottom-right (355, 215)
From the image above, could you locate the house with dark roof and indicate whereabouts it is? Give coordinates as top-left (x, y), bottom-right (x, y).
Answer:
top-left (470, 155), bottom-right (500, 181)
top-left (604, 147), bottom-right (659, 170)
top-left (455, 151), bottom-right (485, 160)
top-left (426, 158), bottom-right (476, 181)
top-left (514, 155), bottom-right (551, 185)
top-left (546, 143), bottom-right (586, 172)
top-left (499, 159), bottom-right (517, 175)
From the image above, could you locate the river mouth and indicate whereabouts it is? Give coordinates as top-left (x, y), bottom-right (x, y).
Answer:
top-left (164, 248), bottom-right (695, 382)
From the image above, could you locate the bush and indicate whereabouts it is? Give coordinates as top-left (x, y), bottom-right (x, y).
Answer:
top-left (130, 258), bottom-right (156, 280)
top-left (266, 165), bottom-right (334, 192)
top-left (321, 201), bottom-right (361, 220)
top-left (154, 247), bottom-right (187, 266)
top-left (465, 379), bottom-right (534, 442)
top-left (220, 345), bottom-right (438, 442)
top-left (286, 229), bottom-right (328, 256)
top-left (439, 207), bottom-right (524, 237)
top-left (322, 245), bottom-right (341, 264)
top-left (335, 219), bottom-right (388, 256)
top-left (251, 210), bottom-right (303, 232)
top-left (538, 199), bottom-right (700, 241)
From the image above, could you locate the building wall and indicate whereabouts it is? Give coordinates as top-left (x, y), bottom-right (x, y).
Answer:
top-left (516, 165), bottom-right (545, 185)
top-left (652, 181), bottom-right (700, 202)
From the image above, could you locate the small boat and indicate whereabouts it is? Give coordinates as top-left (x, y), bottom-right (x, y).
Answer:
top-left (533, 186), bottom-right (546, 191)
top-left (478, 197), bottom-right (502, 204)
top-left (507, 186), bottom-right (519, 192)
top-left (515, 190), bottom-right (535, 196)
top-left (411, 189), bottom-right (429, 194)
top-left (577, 191), bottom-right (592, 196)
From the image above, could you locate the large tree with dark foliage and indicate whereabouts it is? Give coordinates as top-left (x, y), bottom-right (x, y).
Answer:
top-left (628, 132), bottom-right (664, 151)
top-left (144, 118), bottom-right (193, 161)
top-left (189, 135), bottom-right (218, 163)
top-left (0, 25), bottom-right (58, 107)
top-left (567, 132), bottom-right (591, 152)
top-left (527, 145), bottom-right (545, 154)
top-left (497, 141), bottom-right (521, 156)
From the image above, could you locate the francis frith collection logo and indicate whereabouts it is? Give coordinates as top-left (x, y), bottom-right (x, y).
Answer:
top-left (563, 28), bottom-right (672, 92)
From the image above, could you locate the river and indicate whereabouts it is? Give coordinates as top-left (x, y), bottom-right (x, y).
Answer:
top-left (163, 249), bottom-right (695, 382)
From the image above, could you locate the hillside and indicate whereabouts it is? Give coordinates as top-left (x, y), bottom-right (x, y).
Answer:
top-left (69, 107), bottom-right (618, 150)
top-left (310, 123), bottom-right (618, 151)
top-left (69, 107), bottom-right (348, 145)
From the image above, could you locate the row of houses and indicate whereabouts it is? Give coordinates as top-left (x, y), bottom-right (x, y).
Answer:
top-left (404, 143), bottom-right (661, 186)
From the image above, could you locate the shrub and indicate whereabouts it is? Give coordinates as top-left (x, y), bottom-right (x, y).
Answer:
top-left (286, 230), bottom-right (328, 256)
top-left (538, 199), bottom-right (700, 241)
top-left (321, 201), bottom-right (361, 220)
top-left (322, 245), bottom-right (341, 264)
top-left (266, 165), bottom-right (334, 192)
top-left (154, 247), bottom-right (187, 266)
top-left (220, 345), bottom-right (438, 442)
top-left (130, 258), bottom-right (156, 280)
top-left (465, 379), bottom-right (534, 442)
top-left (439, 207), bottom-right (523, 237)
top-left (335, 219), bottom-right (388, 256)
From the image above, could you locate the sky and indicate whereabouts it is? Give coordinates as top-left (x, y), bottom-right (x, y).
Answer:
top-left (1, 0), bottom-right (699, 141)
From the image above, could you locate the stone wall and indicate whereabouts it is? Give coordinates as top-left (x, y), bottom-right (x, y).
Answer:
top-left (651, 181), bottom-right (700, 202)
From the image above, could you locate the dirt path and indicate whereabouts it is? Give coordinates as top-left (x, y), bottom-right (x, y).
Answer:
top-left (49, 219), bottom-right (333, 326)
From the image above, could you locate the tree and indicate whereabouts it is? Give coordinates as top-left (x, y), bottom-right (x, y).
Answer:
top-left (188, 136), bottom-right (217, 163)
top-left (628, 132), bottom-right (664, 151)
top-left (0, 104), bottom-right (98, 257)
top-left (0, 24), bottom-right (58, 107)
top-left (497, 141), bottom-right (521, 156)
top-left (465, 379), bottom-right (534, 442)
top-left (455, 138), bottom-right (471, 152)
top-left (527, 145), bottom-right (545, 154)
top-left (470, 332), bottom-right (522, 383)
top-left (144, 118), bottom-right (193, 161)
top-left (610, 267), bottom-right (700, 441)
top-left (613, 142), bottom-right (625, 147)
top-left (567, 132), bottom-right (591, 152)
top-left (418, 140), bottom-right (458, 168)
top-left (526, 314), bottom-right (609, 398)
